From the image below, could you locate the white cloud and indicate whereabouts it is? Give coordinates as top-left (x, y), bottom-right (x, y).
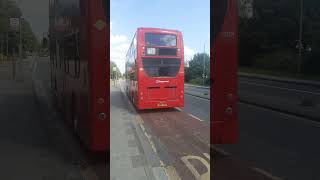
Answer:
top-left (110, 22), bottom-right (129, 74)
top-left (184, 46), bottom-right (196, 61)
top-left (111, 34), bottom-right (128, 45)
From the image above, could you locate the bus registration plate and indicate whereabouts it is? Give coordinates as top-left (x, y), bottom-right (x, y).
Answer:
top-left (157, 103), bottom-right (168, 107)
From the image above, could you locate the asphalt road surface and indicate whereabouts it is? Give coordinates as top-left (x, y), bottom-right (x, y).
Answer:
top-left (183, 92), bottom-right (210, 121)
top-left (185, 78), bottom-right (320, 180)
top-left (238, 76), bottom-right (320, 120)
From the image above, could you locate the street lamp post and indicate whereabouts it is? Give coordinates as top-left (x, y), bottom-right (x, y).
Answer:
top-left (202, 44), bottom-right (206, 86)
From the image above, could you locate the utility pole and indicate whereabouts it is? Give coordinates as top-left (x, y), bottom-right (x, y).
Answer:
top-left (297, 0), bottom-right (304, 74)
top-left (202, 44), bottom-right (206, 86)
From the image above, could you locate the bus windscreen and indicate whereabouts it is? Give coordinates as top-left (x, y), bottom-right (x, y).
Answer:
top-left (145, 33), bottom-right (177, 47)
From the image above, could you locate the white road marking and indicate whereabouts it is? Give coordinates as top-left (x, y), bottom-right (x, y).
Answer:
top-left (211, 146), bottom-right (231, 156)
top-left (181, 155), bottom-right (210, 180)
top-left (203, 153), bottom-right (210, 160)
top-left (188, 113), bottom-right (204, 121)
top-left (251, 167), bottom-right (283, 180)
top-left (240, 81), bottom-right (320, 96)
top-left (177, 103), bottom-right (207, 122)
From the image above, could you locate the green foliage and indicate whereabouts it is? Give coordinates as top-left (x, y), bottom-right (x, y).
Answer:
top-left (185, 53), bottom-right (210, 86)
top-left (110, 61), bottom-right (122, 79)
top-left (239, 0), bottom-right (320, 75)
top-left (0, 0), bottom-right (38, 56)
top-left (253, 49), bottom-right (297, 72)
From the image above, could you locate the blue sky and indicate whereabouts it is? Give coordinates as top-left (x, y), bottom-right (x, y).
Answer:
top-left (111, 0), bottom-right (210, 73)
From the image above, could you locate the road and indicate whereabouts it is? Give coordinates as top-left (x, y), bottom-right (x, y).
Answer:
top-left (238, 76), bottom-right (320, 120)
top-left (183, 93), bottom-right (210, 121)
top-left (185, 77), bottom-right (320, 180)
top-left (2, 55), bottom-right (319, 179)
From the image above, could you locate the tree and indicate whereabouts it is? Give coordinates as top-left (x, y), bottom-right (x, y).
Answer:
top-left (0, 0), bottom-right (38, 56)
top-left (185, 53), bottom-right (210, 85)
top-left (239, 0), bottom-right (320, 75)
top-left (110, 61), bottom-right (121, 79)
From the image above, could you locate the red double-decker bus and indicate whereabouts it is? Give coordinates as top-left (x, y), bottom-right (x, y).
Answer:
top-left (212, 0), bottom-right (239, 144)
top-left (49, 0), bottom-right (109, 151)
top-left (125, 28), bottom-right (184, 110)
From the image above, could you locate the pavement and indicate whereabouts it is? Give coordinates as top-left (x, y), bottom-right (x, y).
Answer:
top-left (33, 57), bottom-right (108, 180)
top-left (0, 57), bottom-right (85, 180)
top-left (110, 82), bottom-right (168, 180)
top-left (185, 84), bottom-right (210, 100)
top-left (0, 57), bottom-right (107, 180)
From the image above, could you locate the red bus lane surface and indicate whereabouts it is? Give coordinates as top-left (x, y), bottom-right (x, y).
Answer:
top-left (138, 109), bottom-right (210, 180)
top-left (136, 108), bottom-right (280, 180)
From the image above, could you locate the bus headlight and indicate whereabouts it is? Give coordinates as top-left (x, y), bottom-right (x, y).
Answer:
top-left (146, 48), bottom-right (156, 55)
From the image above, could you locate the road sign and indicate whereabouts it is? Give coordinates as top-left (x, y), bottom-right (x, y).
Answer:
top-left (10, 18), bottom-right (20, 32)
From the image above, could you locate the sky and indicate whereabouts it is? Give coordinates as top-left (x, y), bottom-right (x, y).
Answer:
top-left (14, 0), bottom-right (210, 74)
top-left (111, 0), bottom-right (210, 73)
